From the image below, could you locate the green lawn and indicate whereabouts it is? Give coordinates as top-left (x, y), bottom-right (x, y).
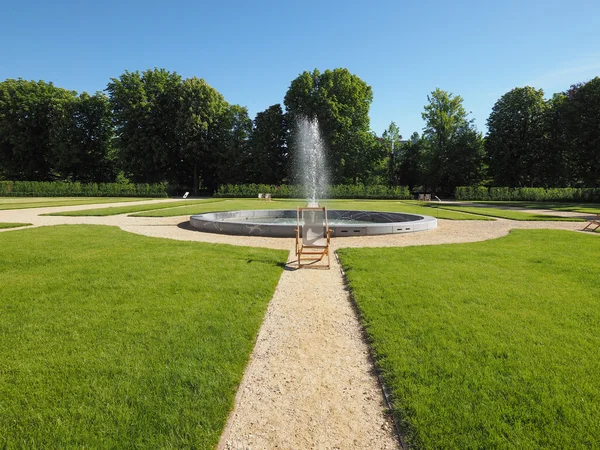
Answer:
top-left (0, 225), bottom-right (287, 448)
top-left (46, 198), bottom-right (224, 216)
top-left (437, 204), bottom-right (584, 221)
top-left (0, 197), bottom-right (154, 210)
top-left (476, 201), bottom-right (600, 215)
top-left (0, 222), bottom-right (31, 229)
top-left (338, 230), bottom-right (600, 449)
top-left (131, 198), bottom-right (489, 220)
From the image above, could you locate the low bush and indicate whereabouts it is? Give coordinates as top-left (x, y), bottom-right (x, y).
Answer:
top-left (215, 184), bottom-right (411, 199)
top-left (456, 186), bottom-right (600, 202)
top-left (0, 181), bottom-right (168, 197)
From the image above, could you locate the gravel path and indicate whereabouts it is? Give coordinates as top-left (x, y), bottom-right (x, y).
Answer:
top-left (1, 201), bottom-right (595, 449)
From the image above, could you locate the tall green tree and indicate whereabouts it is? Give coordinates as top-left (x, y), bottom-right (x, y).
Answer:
top-left (485, 86), bottom-right (548, 187)
top-left (51, 92), bottom-right (115, 182)
top-left (542, 92), bottom-right (573, 186)
top-left (562, 77), bottom-right (600, 186)
top-left (381, 121), bottom-right (402, 185)
top-left (248, 104), bottom-right (288, 184)
top-left (421, 88), bottom-right (485, 194)
top-left (0, 79), bottom-right (75, 180)
top-left (396, 132), bottom-right (424, 189)
top-left (177, 76), bottom-right (229, 193)
top-left (283, 68), bottom-right (375, 184)
top-left (107, 68), bottom-right (182, 184)
top-left (215, 104), bottom-right (253, 186)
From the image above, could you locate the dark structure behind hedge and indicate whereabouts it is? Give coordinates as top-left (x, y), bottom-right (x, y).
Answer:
top-left (0, 181), bottom-right (168, 197)
top-left (215, 184), bottom-right (411, 199)
top-left (455, 186), bottom-right (600, 202)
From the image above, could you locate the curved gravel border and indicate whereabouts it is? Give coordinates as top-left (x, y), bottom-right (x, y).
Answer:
top-left (0, 201), bottom-right (596, 449)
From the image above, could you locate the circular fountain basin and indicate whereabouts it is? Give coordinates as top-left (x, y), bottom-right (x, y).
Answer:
top-left (190, 209), bottom-right (437, 237)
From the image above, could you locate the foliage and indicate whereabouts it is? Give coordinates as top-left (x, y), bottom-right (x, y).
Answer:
top-left (561, 77), bottom-right (600, 187)
top-left (421, 88), bottom-right (485, 195)
top-left (177, 76), bottom-right (229, 193)
top-left (456, 186), bottom-right (600, 202)
top-left (0, 180), bottom-right (167, 197)
top-left (0, 225), bottom-right (286, 448)
top-left (248, 104), bottom-right (288, 184)
top-left (338, 230), bottom-right (600, 449)
top-left (486, 87), bottom-right (549, 187)
top-left (0, 79), bottom-right (77, 180)
top-left (284, 68), bottom-right (378, 184)
top-left (214, 183), bottom-right (411, 199)
top-left (107, 68), bottom-right (183, 184)
top-left (51, 91), bottom-right (115, 182)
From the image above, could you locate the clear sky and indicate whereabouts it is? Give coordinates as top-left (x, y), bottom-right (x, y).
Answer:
top-left (2, 0), bottom-right (599, 137)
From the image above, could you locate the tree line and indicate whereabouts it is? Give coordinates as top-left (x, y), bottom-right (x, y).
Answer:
top-left (1, 68), bottom-right (599, 196)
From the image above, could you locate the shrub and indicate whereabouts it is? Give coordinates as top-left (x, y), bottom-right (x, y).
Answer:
top-left (0, 181), bottom-right (168, 197)
top-left (455, 186), bottom-right (600, 202)
top-left (214, 184), bottom-right (411, 200)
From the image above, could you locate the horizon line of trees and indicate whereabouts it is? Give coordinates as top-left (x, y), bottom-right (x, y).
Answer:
top-left (1, 68), bottom-right (599, 196)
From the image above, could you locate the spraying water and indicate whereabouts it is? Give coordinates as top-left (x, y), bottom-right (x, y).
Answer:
top-left (296, 116), bottom-right (329, 206)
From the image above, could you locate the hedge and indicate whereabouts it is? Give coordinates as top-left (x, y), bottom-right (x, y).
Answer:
top-left (215, 184), bottom-right (411, 200)
top-left (455, 186), bottom-right (600, 202)
top-left (0, 181), bottom-right (168, 197)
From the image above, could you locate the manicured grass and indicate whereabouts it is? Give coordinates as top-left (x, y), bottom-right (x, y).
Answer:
top-left (132, 198), bottom-right (490, 220)
top-left (131, 198), bottom-right (321, 217)
top-left (46, 198), bottom-right (224, 216)
top-left (476, 201), bottom-right (600, 215)
top-left (338, 230), bottom-right (600, 449)
top-left (0, 225), bottom-right (287, 448)
top-left (437, 204), bottom-right (584, 221)
top-left (0, 197), bottom-right (153, 210)
top-left (0, 222), bottom-right (31, 229)
top-left (323, 200), bottom-right (491, 220)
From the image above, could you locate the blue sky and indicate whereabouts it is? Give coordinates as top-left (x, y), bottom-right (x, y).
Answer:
top-left (2, 0), bottom-right (599, 137)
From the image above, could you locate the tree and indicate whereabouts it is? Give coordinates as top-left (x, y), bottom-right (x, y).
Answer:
top-left (284, 68), bottom-right (375, 184)
top-left (107, 68), bottom-right (182, 184)
top-left (561, 77), bottom-right (600, 187)
top-left (177, 76), bottom-right (229, 194)
top-left (248, 104), bottom-right (288, 184)
top-left (421, 88), bottom-right (484, 194)
top-left (396, 132), bottom-right (424, 189)
top-left (485, 86), bottom-right (548, 187)
top-left (381, 121), bottom-right (402, 185)
top-left (215, 104), bottom-right (253, 186)
top-left (0, 79), bottom-right (75, 180)
top-left (51, 92), bottom-right (115, 182)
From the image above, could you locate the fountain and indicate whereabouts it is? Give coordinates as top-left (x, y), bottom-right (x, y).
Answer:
top-left (189, 117), bottom-right (437, 237)
top-left (295, 116), bottom-right (328, 206)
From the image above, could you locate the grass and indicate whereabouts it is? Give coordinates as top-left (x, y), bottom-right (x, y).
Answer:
top-left (0, 197), bottom-right (154, 210)
top-left (46, 198), bottom-right (224, 216)
top-left (131, 198), bottom-right (490, 220)
top-left (476, 201), bottom-right (600, 215)
top-left (324, 200), bottom-right (492, 220)
top-left (338, 230), bottom-right (600, 449)
top-left (437, 204), bottom-right (584, 221)
top-left (0, 222), bottom-right (31, 229)
top-left (0, 225), bottom-right (287, 448)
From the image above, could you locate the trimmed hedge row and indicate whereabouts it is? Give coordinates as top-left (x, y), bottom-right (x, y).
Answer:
top-left (456, 186), bottom-right (600, 202)
top-left (0, 181), bottom-right (168, 197)
top-left (215, 184), bottom-right (411, 199)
